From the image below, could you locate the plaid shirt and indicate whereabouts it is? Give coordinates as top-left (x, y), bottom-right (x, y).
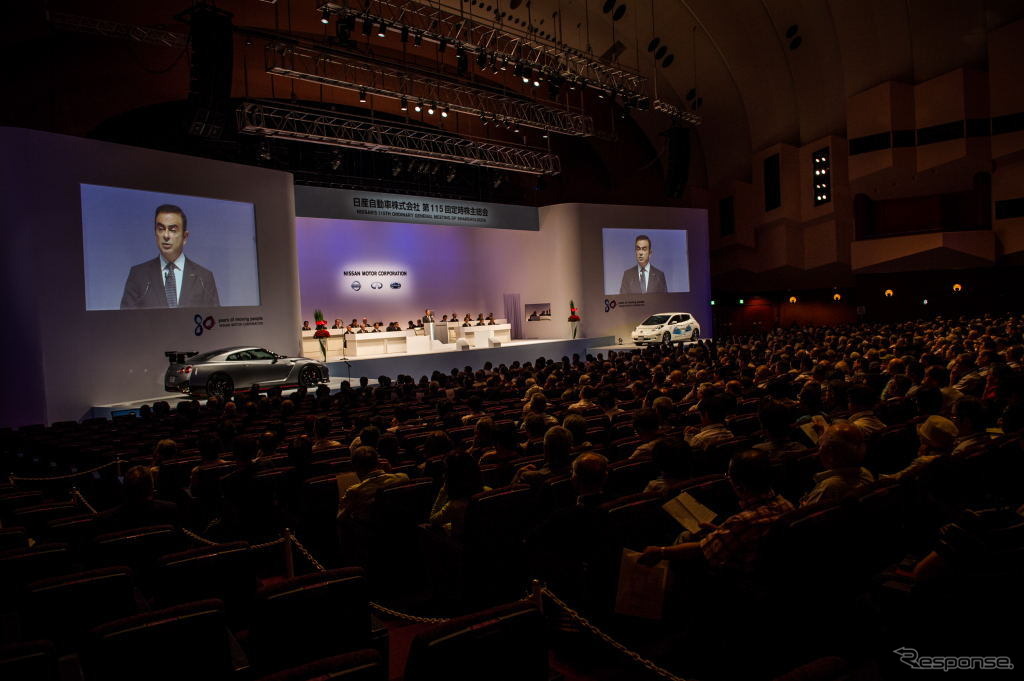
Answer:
top-left (700, 492), bottom-right (794, 573)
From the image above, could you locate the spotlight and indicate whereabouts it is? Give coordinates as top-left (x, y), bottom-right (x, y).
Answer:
top-left (377, 22), bottom-right (387, 38)
top-left (257, 141), bottom-right (272, 161)
top-left (414, 102), bottom-right (422, 112)
top-left (358, 88), bottom-right (367, 103)
top-left (532, 79), bottom-right (540, 87)
top-left (321, 9), bottom-right (329, 24)
top-left (400, 97), bottom-right (408, 111)
top-left (362, 17), bottom-right (373, 35)
top-left (441, 107), bottom-right (449, 118)
top-left (788, 296), bottom-right (797, 304)
top-left (413, 32), bottom-right (422, 47)
top-left (400, 25), bottom-right (409, 43)
top-left (329, 152), bottom-right (341, 170)
top-left (833, 293), bottom-right (842, 302)
top-left (426, 103), bottom-right (435, 115)
top-left (446, 167), bottom-right (457, 183)
top-left (513, 125), bottom-right (521, 133)
top-left (952, 283), bottom-right (963, 293)
top-left (499, 57), bottom-right (508, 70)
top-left (884, 289), bottom-right (894, 298)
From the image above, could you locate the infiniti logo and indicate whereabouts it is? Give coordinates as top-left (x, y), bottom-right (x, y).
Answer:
top-left (351, 281), bottom-right (362, 291)
top-left (370, 281), bottom-right (383, 290)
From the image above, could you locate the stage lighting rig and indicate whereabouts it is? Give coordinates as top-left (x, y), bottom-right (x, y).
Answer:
top-left (237, 100), bottom-right (562, 176)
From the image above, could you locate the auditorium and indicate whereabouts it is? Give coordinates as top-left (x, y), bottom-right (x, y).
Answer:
top-left (1, 1), bottom-right (1022, 679)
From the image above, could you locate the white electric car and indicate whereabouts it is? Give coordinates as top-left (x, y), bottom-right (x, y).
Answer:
top-left (631, 312), bottom-right (701, 346)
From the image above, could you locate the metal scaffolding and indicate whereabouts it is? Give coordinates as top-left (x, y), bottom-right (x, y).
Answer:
top-left (265, 43), bottom-right (593, 136)
top-left (48, 11), bottom-right (187, 48)
top-left (237, 101), bottom-right (561, 175)
top-left (320, 0), bottom-right (646, 97)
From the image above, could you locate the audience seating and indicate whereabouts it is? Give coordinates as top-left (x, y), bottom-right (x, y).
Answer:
top-left (157, 542), bottom-right (257, 626)
top-left (81, 599), bottom-right (234, 681)
top-left (404, 601), bottom-right (547, 681)
top-left (254, 650), bottom-right (384, 681)
top-left (247, 568), bottom-right (386, 675)
top-left (0, 640), bottom-right (60, 681)
top-left (22, 566), bottom-right (138, 652)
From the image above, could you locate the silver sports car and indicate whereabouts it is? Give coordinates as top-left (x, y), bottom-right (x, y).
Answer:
top-left (164, 346), bottom-right (329, 398)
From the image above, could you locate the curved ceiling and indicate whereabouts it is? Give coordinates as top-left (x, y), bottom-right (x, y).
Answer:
top-left (4, 0), bottom-right (1024, 195)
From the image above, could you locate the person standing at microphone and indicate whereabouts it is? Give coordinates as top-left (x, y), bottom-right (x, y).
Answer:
top-left (120, 204), bottom-right (220, 309)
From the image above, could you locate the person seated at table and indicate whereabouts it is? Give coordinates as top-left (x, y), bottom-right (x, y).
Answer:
top-left (407, 320), bottom-right (417, 329)
top-left (486, 312), bottom-right (494, 322)
top-left (356, 322), bottom-right (368, 333)
top-left (371, 322), bottom-right (382, 332)
top-left (487, 318), bottom-right (496, 325)
top-left (345, 323), bottom-right (357, 334)
top-left (332, 318), bottom-right (343, 329)
top-left (302, 321), bottom-right (312, 331)
top-left (464, 313), bottom-right (472, 322)
top-left (415, 319), bottom-right (424, 328)
top-left (450, 311), bottom-right (458, 321)
top-left (528, 311), bottom-right (541, 321)
top-left (476, 314), bottom-right (486, 326)
top-left (350, 318), bottom-right (359, 328)
top-left (387, 321), bottom-right (401, 331)
top-left (462, 318), bottom-right (472, 327)
top-left (441, 314), bottom-right (449, 322)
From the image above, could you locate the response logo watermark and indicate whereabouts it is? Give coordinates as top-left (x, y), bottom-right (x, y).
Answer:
top-left (894, 647), bottom-right (1013, 672)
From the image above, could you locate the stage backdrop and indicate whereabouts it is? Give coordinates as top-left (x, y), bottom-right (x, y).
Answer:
top-left (295, 192), bottom-right (710, 349)
top-left (0, 128), bottom-right (299, 426)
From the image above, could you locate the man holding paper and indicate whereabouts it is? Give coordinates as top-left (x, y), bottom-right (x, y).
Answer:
top-left (638, 449), bottom-right (793, 574)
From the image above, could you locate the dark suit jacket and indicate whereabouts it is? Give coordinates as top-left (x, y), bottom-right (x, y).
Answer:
top-left (421, 315), bottom-right (435, 324)
top-left (120, 256), bottom-right (220, 309)
top-left (619, 265), bottom-right (667, 295)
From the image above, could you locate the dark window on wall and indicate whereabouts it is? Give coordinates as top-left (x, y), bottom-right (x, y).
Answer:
top-left (763, 154), bottom-right (781, 211)
top-left (719, 196), bottom-right (735, 236)
top-left (812, 147), bottom-right (832, 207)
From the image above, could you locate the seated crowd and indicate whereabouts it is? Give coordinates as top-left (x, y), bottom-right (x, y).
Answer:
top-left (3, 313), bottom-right (1024, 679)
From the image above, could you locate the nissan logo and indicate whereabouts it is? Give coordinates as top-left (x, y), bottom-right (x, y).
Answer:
top-left (351, 281), bottom-right (361, 291)
top-left (390, 282), bottom-right (402, 289)
top-left (370, 281), bottom-right (383, 290)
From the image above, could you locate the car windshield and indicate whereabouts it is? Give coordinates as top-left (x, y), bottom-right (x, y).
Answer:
top-left (641, 315), bottom-right (672, 325)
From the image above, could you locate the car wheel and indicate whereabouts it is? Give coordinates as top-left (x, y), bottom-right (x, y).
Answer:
top-left (299, 364), bottom-right (320, 387)
top-left (691, 328), bottom-right (700, 340)
top-left (207, 373), bottom-right (234, 399)
top-left (662, 331), bottom-right (672, 346)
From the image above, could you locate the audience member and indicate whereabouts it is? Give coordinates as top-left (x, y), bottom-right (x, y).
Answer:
top-left (800, 422), bottom-right (874, 506)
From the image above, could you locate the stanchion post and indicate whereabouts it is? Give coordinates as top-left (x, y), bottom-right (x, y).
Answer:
top-left (531, 579), bottom-right (544, 614)
top-left (283, 528), bottom-right (295, 578)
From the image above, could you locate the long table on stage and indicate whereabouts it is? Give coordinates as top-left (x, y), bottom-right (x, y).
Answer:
top-left (301, 329), bottom-right (431, 358)
top-left (301, 323), bottom-right (511, 359)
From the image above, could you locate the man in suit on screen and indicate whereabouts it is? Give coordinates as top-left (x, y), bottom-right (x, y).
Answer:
top-left (619, 234), bottom-right (667, 295)
top-left (120, 204), bottom-right (220, 309)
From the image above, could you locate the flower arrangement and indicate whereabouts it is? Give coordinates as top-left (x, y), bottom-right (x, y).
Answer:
top-left (313, 309), bottom-right (330, 360)
top-left (567, 300), bottom-right (580, 339)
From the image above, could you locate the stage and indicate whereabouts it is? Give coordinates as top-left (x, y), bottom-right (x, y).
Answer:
top-left (87, 336), bottom-right (612, 420)
top-left (325, 336), bottom-right (613, 382)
